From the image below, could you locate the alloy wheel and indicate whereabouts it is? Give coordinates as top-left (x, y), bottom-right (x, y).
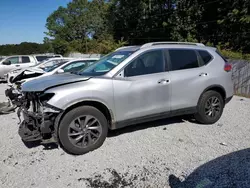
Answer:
top-left (68, 115), bottom-right (102, 148)
top-left (204, 96), bottom-right (221, 118)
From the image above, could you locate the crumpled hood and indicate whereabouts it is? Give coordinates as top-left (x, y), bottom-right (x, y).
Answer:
top-left (12, 67), bottom-right (45, 83)
top-left (21, 73), bottom-right (91, 92)
top-left (23, 67), bottom-right (45, 74)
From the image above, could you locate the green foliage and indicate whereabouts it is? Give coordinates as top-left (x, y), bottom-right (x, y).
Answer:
top-left (220, 49), bottom-right (250, 61)
top-left (2, 0), bottom-right (250, 59)
top-left (0, 42), bottom-right (53, 55)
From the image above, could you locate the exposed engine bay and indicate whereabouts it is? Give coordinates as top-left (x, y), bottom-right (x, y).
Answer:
top-left (5, 73), bottom-right (91, 145)
top-left (13, 91), bottom-right (62, 143)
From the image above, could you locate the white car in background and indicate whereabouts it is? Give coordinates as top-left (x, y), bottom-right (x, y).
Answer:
top-left (7, 57), bottom-right (74, 84)
top-left (10, 58), bottom-right (99, 85)
top-left (5, 58), bottom-right (99, 107)
top-left (0, 54), bottom-right (63, 81)
top-left (0, 55), bottom-right (38, 80)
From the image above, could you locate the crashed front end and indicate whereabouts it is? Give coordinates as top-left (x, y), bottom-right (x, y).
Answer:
top-left (17, 91), bottom-right (62, 143)
top-left (5, 82), bottom-right (23, 107)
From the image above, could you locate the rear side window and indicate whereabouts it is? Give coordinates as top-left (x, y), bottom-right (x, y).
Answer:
top-left (169, 49), bottom-right (199, 71)
top-left (198, 50), bottom-right (212, 65)
top-left (35, 56), bottom-right (50, 62)
top-left (21, 56), bottom-right (31, 63)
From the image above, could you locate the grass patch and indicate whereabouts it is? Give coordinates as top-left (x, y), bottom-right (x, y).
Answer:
top-left (220, 50), bottom-right (250, 61)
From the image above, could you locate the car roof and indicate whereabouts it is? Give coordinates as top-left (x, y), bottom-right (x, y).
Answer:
top-left (116, 42), bottom-right (216, 52)
top-left (116, 46), bottom-right (141, 52)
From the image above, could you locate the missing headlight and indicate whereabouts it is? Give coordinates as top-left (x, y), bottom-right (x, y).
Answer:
top-left (39, 93), bottom-right (55, 104)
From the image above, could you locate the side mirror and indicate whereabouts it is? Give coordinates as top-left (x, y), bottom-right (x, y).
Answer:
top-left (2, 61), bottom-right (11, 65)
top-left (57, 69), bottom-right (64, 74)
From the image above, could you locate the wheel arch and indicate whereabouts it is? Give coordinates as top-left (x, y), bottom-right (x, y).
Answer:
top-left (198, 85), bottom-right (226, 105)
top-left (54, 100), bottom-right (115, 142)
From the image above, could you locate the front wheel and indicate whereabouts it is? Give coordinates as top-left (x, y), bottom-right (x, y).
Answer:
top-left (58, 106), bottom-right (108, 155)
top-left (195, 90), bottom-right (224, 124)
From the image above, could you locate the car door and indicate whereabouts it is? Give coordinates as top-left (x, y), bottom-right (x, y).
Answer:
top-left (113, 49), bottom-right (171, 123)
top-left (167, 48), bottom-right (209, 111)
top-left (0, 56), bottom-right (21, 77)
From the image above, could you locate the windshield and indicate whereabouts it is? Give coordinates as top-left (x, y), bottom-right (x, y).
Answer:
top-left (43, 61), bottom-right (68, 72)
top-left (78, 51), bottom-right (134, 76)
top-left (38, 59), bottom-right (65, 69)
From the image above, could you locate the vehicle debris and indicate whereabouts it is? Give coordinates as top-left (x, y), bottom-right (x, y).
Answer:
top-left (217, 123), bottom-right (223, 127)
top-left (220, 142), bottom-right (228, 146)
top-left (0, 101), bottom-right (16, 114)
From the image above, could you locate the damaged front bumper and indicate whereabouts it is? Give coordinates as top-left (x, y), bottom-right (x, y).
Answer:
top-left (17, 92), bottom-right (63, 143)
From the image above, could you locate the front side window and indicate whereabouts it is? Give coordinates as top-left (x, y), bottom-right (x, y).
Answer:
top-left (21, 56), bottom-right (31, 63)
top-left (78, 51), bottom-right (134, 76)
top-left (124, 50), bottom-right (164, 77)
top-left (169, 49), bottom-right (199, 71)
top-left (5, 57), bottom-right (19, 64)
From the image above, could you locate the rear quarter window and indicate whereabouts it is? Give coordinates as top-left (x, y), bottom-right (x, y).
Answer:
top-left (198, 50), bottom-right (213, 65)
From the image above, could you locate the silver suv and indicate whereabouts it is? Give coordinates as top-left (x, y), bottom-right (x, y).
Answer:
top-left (18, 42), bottom-right (233, 155)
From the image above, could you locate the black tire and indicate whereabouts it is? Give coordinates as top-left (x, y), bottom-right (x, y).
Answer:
top-left (58, 106), bottom-right (108, 155)
top-left (195, 90), bottom-right (224, 124)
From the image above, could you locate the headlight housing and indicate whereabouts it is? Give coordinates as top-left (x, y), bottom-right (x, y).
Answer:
top-left (39, 93), bottom-right (55, 104)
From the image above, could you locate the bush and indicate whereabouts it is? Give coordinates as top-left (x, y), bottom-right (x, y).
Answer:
top-left (220, 49), bottom-right (250, 61)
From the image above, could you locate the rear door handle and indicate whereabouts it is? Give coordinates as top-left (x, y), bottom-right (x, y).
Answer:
top-left (158, 79), bottom-right (170, 84)
top-left (199, 73), bottom-right (208, 77)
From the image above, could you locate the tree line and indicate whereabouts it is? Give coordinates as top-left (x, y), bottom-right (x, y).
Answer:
top-left (1, 0), bottom-right (250, 59)
top-left (0, 42), bottom-right (53, 56)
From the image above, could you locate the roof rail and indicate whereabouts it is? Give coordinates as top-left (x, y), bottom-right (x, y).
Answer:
top-left (115, 46), bottom-right (139, 51)
top-left (141, 41), bottom-right (205, 48)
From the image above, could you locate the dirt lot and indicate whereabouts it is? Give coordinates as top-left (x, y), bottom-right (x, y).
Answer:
top-left (0, 83), bottom-right (250, 188)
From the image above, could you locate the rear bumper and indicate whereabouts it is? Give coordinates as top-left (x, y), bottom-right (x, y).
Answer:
top-left (225, 96), bottom-right (233, 104)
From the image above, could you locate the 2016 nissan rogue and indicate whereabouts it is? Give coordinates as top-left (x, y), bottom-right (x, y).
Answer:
top-left (17, 42), bottom-right (234, 155)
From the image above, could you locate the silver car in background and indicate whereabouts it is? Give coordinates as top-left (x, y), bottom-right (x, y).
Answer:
top-left (18, 42), bottom-right (234, 155)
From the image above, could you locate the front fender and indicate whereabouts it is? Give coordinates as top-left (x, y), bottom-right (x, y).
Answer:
top-left (45, 79), bottom-right (115, 112)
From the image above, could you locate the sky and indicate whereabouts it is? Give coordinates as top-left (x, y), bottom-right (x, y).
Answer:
top-left (0, 0), bottom-right (71, 45)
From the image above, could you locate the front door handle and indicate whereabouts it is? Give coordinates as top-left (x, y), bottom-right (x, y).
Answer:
top-left (199, 73), bottom-right (208, 77)
top-left (158, 79), bottom-right (170, 84)
top-left (15, 65), bottom-right (20, 67)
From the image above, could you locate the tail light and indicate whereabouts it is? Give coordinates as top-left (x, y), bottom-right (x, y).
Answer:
top-left (224, 63), bottom-right (232, 72)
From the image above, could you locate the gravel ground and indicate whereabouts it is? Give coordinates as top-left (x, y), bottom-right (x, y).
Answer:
top-left (0, 83), bottom-right (250, 188)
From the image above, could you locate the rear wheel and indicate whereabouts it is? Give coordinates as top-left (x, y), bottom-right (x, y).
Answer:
top-left (58, 106), bottom-right (108, 155)
top-left (195, 90), bottom-right (224, 124)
